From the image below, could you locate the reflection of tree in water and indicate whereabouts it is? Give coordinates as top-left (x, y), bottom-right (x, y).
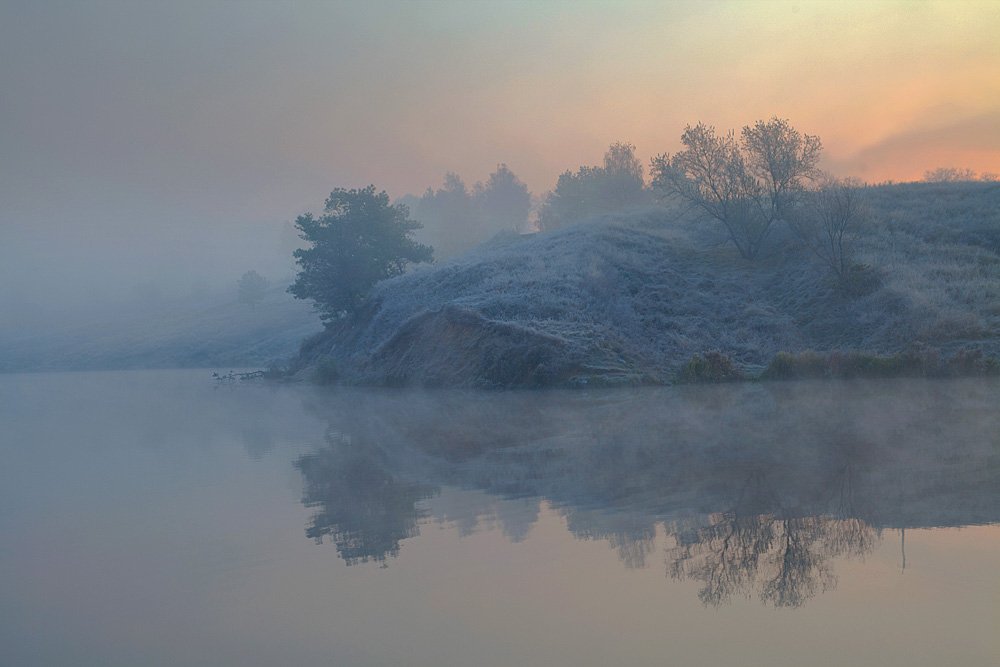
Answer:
top-left (494, 497), bottom-right (541, 543)
top-left (291, 380), bottom-right (996, 601)
top-left (566, 510), bottom-right (658, 569)
top-left (667, 470), bottom-right (879, 608)
top-left (609, 526), bottom-right (657, 570)
top-left (296, 431), bottom-right (437, 566)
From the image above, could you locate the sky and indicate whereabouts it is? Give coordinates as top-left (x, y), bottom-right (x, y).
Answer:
top-left (1, 0), bottom-right (999, 313)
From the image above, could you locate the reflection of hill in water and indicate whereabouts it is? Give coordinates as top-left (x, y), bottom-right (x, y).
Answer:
top-left (294, 379), bottom-right (999, 606)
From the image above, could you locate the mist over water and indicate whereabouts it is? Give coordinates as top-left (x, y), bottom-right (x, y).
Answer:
top-left (3, 2), bottom-right (999, 665)
top-left (2, 371), bottom-right (997, 666)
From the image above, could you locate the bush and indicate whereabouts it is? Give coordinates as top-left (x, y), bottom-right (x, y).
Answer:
top-left (760, 351), bottom-right (829, 380)
top-left (676, 351), bottom-right (744, 383)
top-left (828, 351), bottom-right (904, 378)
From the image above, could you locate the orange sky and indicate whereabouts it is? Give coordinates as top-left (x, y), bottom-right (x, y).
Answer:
top-left (357, 0), bottom-right (1000, 191)
top-left (1, 0), bottom-right (999, 322)
top-left (2, 0), bottom-right (999, 227)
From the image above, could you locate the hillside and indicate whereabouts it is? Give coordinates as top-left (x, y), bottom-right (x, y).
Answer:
top-left (291, 182), bottom-right (1000, 387)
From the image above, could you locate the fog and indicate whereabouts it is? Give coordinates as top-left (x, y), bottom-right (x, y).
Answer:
top-left (3, 1), bottom-right (998, 347)
top-left (2, 6), bottom-right (997, 665)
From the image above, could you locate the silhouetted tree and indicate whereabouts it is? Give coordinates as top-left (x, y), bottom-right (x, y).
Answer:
top-left (296, 434), bottom-right (437, 566)
top-left (411, 166), bottom-right (533, 258)
top-left (538, 166), bottom-right (600, 231)
top-left (651, 117), bottom-right (822, 259)
top-left (237, 270), bottom-right (268, 308)
top-left (289, 186), bottom-right (433, 321)
top-left (923, 167), bottom-right (978, 182)
top-left (539, 142), bottom-right (648, 230)
top-left (413, 173), bottom-right (477, 258)
top-left (473, 163), bottom-right (532, 233)
top-left (666, 470), bottom-right (878, 608)
top-left (600, 141), bottom-right (646, 209)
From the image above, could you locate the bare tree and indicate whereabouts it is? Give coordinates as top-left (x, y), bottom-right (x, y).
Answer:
top-left (651, 117), bottom-right (822, 260)
top-left (923, 167), bottom-right (977, 182)
top-left (788, 177), bottom-right (869, 283)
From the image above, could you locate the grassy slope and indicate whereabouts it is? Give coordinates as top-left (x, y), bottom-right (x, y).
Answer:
top-left (297, 182), bottom-right (1000, 387)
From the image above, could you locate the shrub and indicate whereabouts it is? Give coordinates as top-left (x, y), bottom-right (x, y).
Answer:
top-left (760, 351), bottom-right (829, 380)
top-left (676, 351), bottom-right (744, 383)
top-left (828, 351), bottom-right (904, 378)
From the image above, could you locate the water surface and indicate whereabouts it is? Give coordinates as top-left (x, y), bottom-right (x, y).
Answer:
top-left (1, 371), bottom-right (997, 666)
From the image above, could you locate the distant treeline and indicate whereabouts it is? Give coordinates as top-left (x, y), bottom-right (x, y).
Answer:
top-left (398, 118), bottom-right (995, 266)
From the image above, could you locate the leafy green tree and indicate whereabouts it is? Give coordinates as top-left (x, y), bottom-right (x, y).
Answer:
top-left (237, 270), bottom-right (268, 308)
top-left (289, 186), bottom-right (433, 321)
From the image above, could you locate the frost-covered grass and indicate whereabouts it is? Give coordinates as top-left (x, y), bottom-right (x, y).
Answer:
top-left (860, 182), bottom-right (1000, 344)
top-left (298, 182), bottom-right (999, 386)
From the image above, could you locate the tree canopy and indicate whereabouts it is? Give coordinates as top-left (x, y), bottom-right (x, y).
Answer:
top-left (237, 270), bottom-right (268, 308)
top-left (539, 142), bottom-right (648, 231)
top-left (474, 163), bottom-right (531, 233)
top-left (413, 165), bottom-right (532, 258)
top-left (289, 186), bottom-right (433, 322)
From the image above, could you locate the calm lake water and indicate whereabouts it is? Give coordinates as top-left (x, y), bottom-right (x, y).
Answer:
top-left (1, 370), bottom-right (998, 666)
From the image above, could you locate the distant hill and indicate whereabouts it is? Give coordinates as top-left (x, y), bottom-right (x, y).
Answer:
top-left (0, 284), bottom-right (322, 372)
top-left (291, 182), bottom-right (1000, 387)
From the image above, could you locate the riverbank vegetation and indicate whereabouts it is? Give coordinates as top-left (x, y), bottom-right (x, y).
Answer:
top-left (288, 174), bottom-right (998, 387)
top-left (285, 114), bottom-right (998, 387)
